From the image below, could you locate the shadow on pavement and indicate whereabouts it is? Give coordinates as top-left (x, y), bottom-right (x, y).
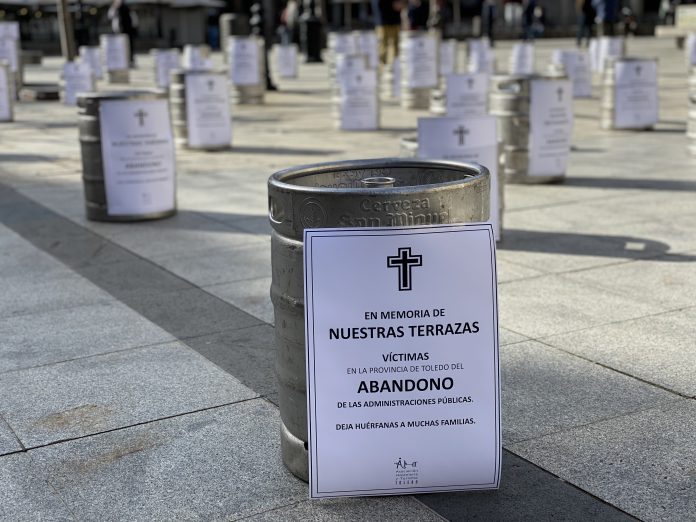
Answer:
top-left (499, 229), bottom-right (696, 262)
top-left (564, 177), bottom-right (696, 191)
top-left (228, 145), bottom-right (341, 156)
top-left (0, 153), bottom-right (60, 163)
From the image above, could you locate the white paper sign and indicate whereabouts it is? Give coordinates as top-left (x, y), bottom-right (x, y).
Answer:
top-left (439, 39), bottom-right (456, 76)
top-left (597, 37), bottom-right (623, 73)
top-left (588, 38), bottom-right (599, 71)
top-left (155, 49), bottom-right (181, 88)
top-left (228, 37), bottom-right (260, 86)
top-left (182, 45), bottom-right (212, 71)
top-left (403, 35), bottom-right (438, 88)
top-left (62, 61), bottom-right (94, 106)
top-left (686, 33), bottom-right (696, 66)
top-left (417, 116), bottom-right (501, 240)
top-left (509, 42), bottom-right (534, 75)
top-left (357, 31), bottom-right (379, 70)
top-left (0, 65), bottom-right (12, 121)
top-left (99, 99), bottom-right (176, 216)
top-left (305, 224), bottom-right (501, 498)
top-left (338, 69), bottom-right (378, 130)
top-left (277, 44), bottom-right (298, 78)
top-left (613, 60), bottom-right (659, 129)
top-left (333, 32), bottom-right (358, 55)
top-left (79, 46), bottom-right (103, 80)
top-left (392, 58), bottom-right (401, 99)
top-left (0, 37), bottom-right (19, 72)
top-left (528, 79), bottom-right (573, 177)
top-left (101, 34), bottom-right (128, 71)
top-left (185, 73), bottom-right (232, 148)
top-left (552, 49), bottom-right (592, 98)
top-left (445, 73), bottom-right (489, 117)
top-left (468, 38), bottom-right (494, 75)
top-left (336, 54), bottom-right (367, 87)
top-left (0, 22), bottom-right (20, 41)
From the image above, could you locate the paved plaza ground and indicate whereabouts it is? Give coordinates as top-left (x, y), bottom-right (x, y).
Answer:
top-left (1, 36), bottom-right (695, 521)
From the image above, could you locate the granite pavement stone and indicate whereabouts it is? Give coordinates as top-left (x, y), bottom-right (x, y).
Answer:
top-left (0, 343), bottom-right (258, 448)
top-left (0, 417), bottom-right (22, 456)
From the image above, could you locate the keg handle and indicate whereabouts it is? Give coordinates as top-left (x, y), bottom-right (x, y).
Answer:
top-left (495, 79), bottom-right (522, 95)
top-left (361, 177), bottom-right (396, 188)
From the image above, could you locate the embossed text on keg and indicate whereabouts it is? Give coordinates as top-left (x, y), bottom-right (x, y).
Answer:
top-left (336, 198), bottom-right (450, 227)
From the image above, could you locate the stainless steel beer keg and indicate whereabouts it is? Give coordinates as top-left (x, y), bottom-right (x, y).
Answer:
top-left (268, 158), bottom-right (490, 481)
top-left (169, 69), bottom-right (230, 149)
top-left (689, 67), bottom-right (696, 156)
top-left (600, 56), bottom-right (658, 130)
top-left (400, 31), bottom-right (437, 110)
top-left (100, 34), bottom-right (130, 84)
top-left (0, 60), bottom-right (14, 121)
top-left (489, 73), bottom-right (566, 184)
top-left (229, 36), bottom-right (266, 105)
top-left (78, 90), bottom-right (176, 222)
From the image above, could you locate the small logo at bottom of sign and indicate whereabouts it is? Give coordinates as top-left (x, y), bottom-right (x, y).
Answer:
top-left (394, 457), bottom-right (419, 486)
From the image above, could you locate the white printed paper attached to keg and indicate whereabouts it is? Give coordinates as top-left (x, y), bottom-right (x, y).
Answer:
top-left (417, 116), bottom-right (500, 240)
top-left (102, 35), bottom-right (128, 71)
top-left (403, 35), bottom-right (437, 88)
top-left (687, 33), bottom-right (696, 66)
top-left (185, 73), bottom-right (232, 148)
top-left (62, 61), bottom-right (94, 106)
top-left (338, 69), bottom-right (378, 131)
top-left (0, 37), bottom-right (18, 72)
top-left (228, 38), bottom-right (260, 86)
top-left (99, 99), bottom-right (176, 216)
top-left (304, 225), bottom-right (500, 498)
top-left (155, 49), bottom-right (181, 88)
top-left (528, 78), bottom-right (573, 176)
top-left (552, 49), bottom-right (592, 98)
top-left (276, 45), bottom-right (298, 78)
top-left (613, 60), bottom-right (659, 129)
top-left (439, 39), bottom-right (456, 76)
top-left (0, 65), bottom-right (11, 121)
top-left (445, 73), bottom-right (489, 117)
top-left (509, 42), bottom-right (534, 75)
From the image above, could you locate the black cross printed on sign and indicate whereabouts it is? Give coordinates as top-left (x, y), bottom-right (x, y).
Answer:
top-left (557, 86), bottom-right (564, 102)
top-left (134, 109), bottom-right (148, 126)
top-left (387, 247), bottom-right (422, 291)
top-left (635, 64), bottom-right (642, 76)
top-left (466, 77), bottom-right (475, 89)
top-left (207, 79), bottom-right (215, 91)
top-left (453, 125), bottom-right (469, 145)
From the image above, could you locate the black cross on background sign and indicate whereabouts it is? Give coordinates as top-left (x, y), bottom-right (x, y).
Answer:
top-left (387, 247), bottom-right (422, 291)
top-left (557, 86), bottom-right (564, 102)
top-left (134, 109), bottom-right (147, 126)
top-left (207, 79), bottom-right (215, 91)
top-left (453, 125), bottom-right (469, 146)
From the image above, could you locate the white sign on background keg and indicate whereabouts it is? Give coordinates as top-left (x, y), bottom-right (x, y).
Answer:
top-left (155, 49), bottom-right (181, 88)
top-left (0, 64), bottom-right (12, 121)
top-left (445, 73), bottom-right (489, 117)
top-left (0, 21), bottom-right (20, 40)
top-left (551, 49), bottom-right (592, 98)
top-left (596, 37), bottom-right (623, 73)
top-left (101, 34), bottom-right (129, 71)
top-left (686, 33), bottom-right (696, 66)
top-left (333, 32), bottom-right (358, 55)
top-left (509, 42), bottom-right (534, 75)
top-left (79, 46), bottom-right (103, 80)
top-left (304, 224), bottom-right (501, 498)
top-left (62, 61), bottom-right (94, 106)
top-left (336, 54), bottom-right (366, 85)
top-left (356, 31), bottom-right (379, 70)
top-left (0, 37), bottom-right (19, 74)
top-left (392, 57), bottom-right (401, 99)
top-left (439, 39), bottom-right (457, 76)
top-left (338, 68), bottom-right (378, 130)
top-left (468, 38), bottom-right (494, 74)
top-left (276, 44), bottom-right (299, 78)
top-left (99, 99), bottom-right (176, 216)
top-left (184, 72), bottom-right (232, 148)
top-left (417, 116), bottom-right (500, 239)
top-left (613, 59), bottom-right (659, 129)
top-left (228, 37), bottom-right (260, 86)
top-left (528, 78), bottom-right (573, 177)
top-left (182, 45), bottom-right (212, 71)
top-left (403, 34), bottom-right (438, 88)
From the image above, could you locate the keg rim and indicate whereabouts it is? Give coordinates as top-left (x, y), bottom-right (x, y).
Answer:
top-left (605, 56), bottom-right (659, 64)
top-left (269, 158), bottom-right (489, 193)
top-left (77, 89), bottom-right (167, 102)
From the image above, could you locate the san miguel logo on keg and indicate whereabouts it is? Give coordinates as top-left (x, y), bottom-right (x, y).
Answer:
top-left (337, 197), bottom-right (449, 228)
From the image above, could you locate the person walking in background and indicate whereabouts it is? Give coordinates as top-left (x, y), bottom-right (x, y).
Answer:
top-left (108, 0), bottom-right (137, 66)
top-left (592, 0), bottom-right (619, 36)
top-left (521, 0), bottom-right (536, 40)
top-left (481, 0), bottom-right (497, 46)
top-left (407, 0), bottom-right (429, 30)
top-left (576, 0), bottom-right (595, 47)
top-left (372, 0), bottom-right (403, 66)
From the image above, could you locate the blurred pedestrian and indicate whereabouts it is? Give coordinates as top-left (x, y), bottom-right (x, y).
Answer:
top-left (372, 0), bottom-right (403, 65)
top-left (108, 0), bottom-right (137, 66)
top-left (504, 0), bottom-right (523, 30)
top-left (592, 0), bottom-right (619, 36)
top-left (521, 0), bottom-right (536, 40)
top-left (407, 0), bottom-right (429, 30)
top-left (481, 0), bottom-right (496, 45)
top-left (576, 0), bottom-right (595, 47)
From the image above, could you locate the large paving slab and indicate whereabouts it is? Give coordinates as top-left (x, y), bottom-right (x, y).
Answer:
top-left (500, 341), bottom-right (680, 444)
top-left (0, 343), bottom-right (258, 448)
top-left (509, 399), bottom-right (696, 522)
top-left (0, 417), bottom-right (22, 457)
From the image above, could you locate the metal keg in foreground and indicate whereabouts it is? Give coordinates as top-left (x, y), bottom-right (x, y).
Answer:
top-left (268, 158), bottom-right (490, 481)
top-left (78, 90), bottom-right (176, 222)
top-left (601, 57), bottom-right (659, 130)
top-left (169, 69), bottom-right (231, 150)
top-left (689, 67), bottom-right (696, 156)
top-left (489, 73), bottom-right (566, 184)
top-left (100, 34), bottom-right (130, 84)
top-left (0, 60), bottom-right (14, 121)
